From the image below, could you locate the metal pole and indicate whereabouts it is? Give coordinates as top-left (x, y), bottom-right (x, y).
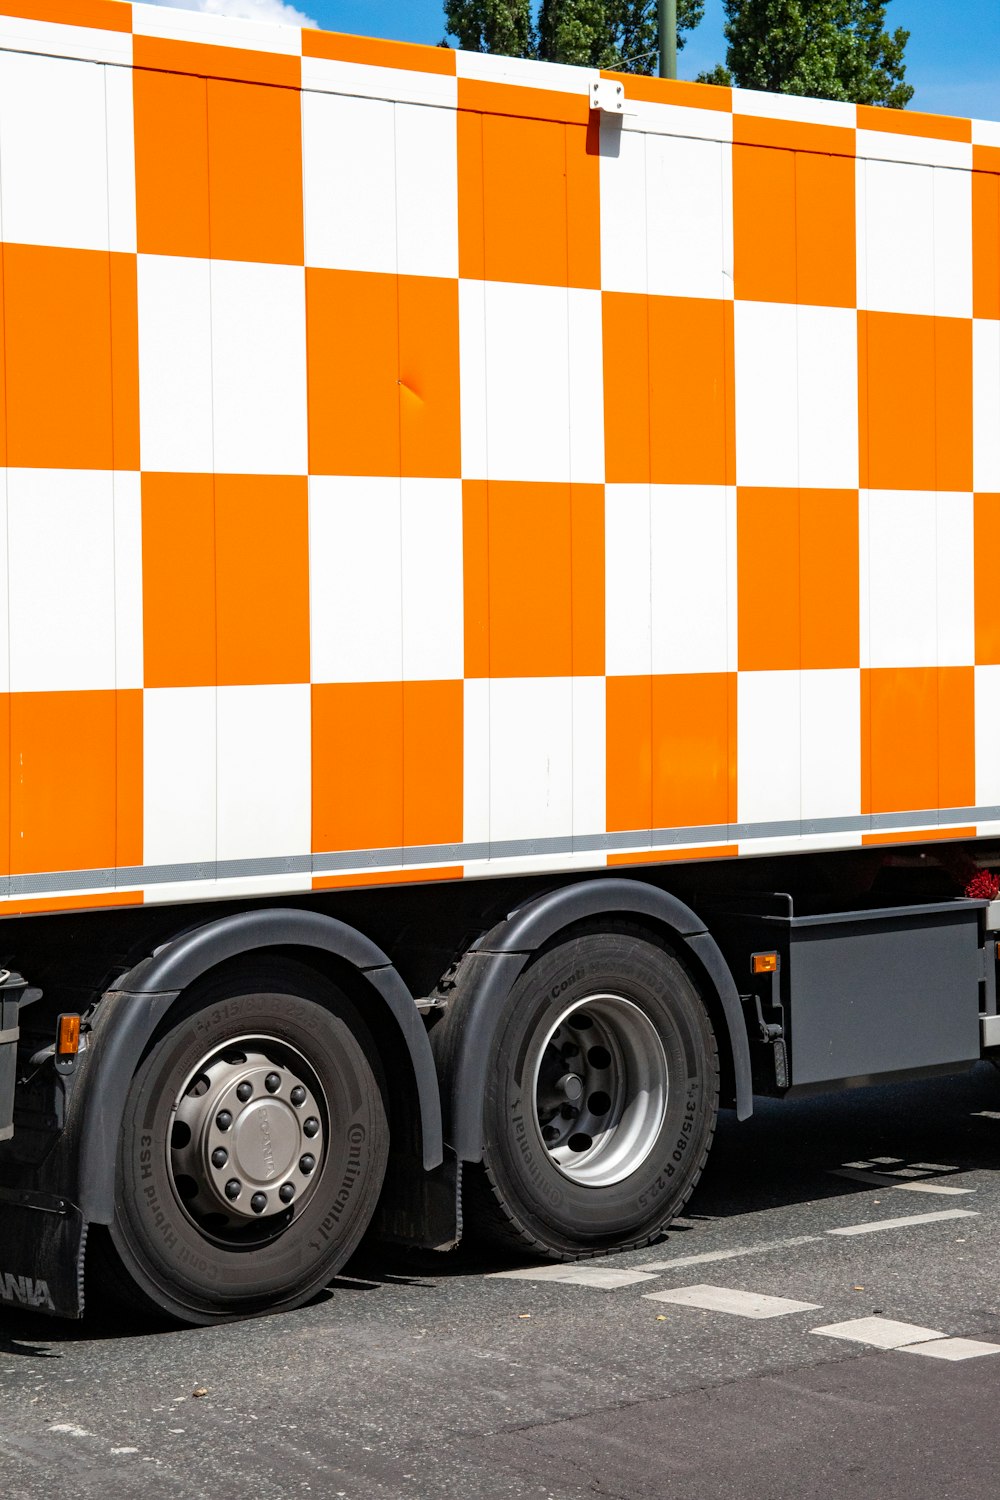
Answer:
top-left (658, 0), bottom-right (677, 80)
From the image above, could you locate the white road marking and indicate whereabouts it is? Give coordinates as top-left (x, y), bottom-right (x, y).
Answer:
top-left (48, 1424), bottom-right (92, 1438)
top-left (826, 1209), bottom-right (979, 1236)
top-left (110, 1447), bottom-right (139, 1455)
top-left (901, 1338), bottom-right (1000, 1361)
top-left (488, 1265), bottom-right (660, 1289)
top-left (643, 1284), bottom-right (821, 1319)
top-left (642, 1236), bottom-right (820, 1272)
top-left (971, 1111), bottom-right (1000, 1120)
top-left (893, 1181), bottom-right (975, 1196)
top-left (831, 1169), bottom-right (973, 1195)
top-left (811, 1317), bottom-right (944, 1349)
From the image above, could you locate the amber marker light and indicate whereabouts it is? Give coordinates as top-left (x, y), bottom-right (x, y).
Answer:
top-left (56, 1014), bottom-right (81, 1057)
top-left (752, 952), bottom-right (779, 975)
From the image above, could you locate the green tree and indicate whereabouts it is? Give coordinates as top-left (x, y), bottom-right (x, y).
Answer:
top-left (443, 0), bottom-right (705, 72)
top-left (697, 0), bottom-right (913, 107)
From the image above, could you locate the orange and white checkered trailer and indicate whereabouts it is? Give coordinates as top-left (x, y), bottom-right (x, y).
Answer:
top-left (0, 1), bottom-right (998, 919)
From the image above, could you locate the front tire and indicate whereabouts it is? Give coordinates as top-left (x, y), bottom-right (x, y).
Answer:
top-left (467, 931), bottom-right (719, 1259)
top-left (96, 963), bottom-right (389, 1324)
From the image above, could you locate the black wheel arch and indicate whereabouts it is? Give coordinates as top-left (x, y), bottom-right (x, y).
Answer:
top-left (433, 878), bottom-right (753, 1166)
top-left (77, 908), bottom-right (443, 1227)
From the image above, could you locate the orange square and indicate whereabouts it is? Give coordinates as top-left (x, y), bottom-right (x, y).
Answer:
top-left (10, 690), bottom-right (141, 876)
top-left (974, 493), bottom-right (1000, 663)
top-left (458, 108), bottom-right (599, 288)
top-left (206, 78), bottom-right (303, 265)
top-left (307, 271), bottom-right (460, 478)
top-left (3, 244), bottom-right (138, 471)
top-left (603, 294), bottom-right (734, 485)
top-left (134, 67), bottom-right (211, 259)
top-left (862, 667), bottom-right (975, 816)
top-left (312, 681), bottom-right (462, 853)
top-left (142, 473), bottom-right (217, 689)
top-left (462, 481), bottom-right (604, 678)
top-left (859, 311), bottom-right (973, 493)
top-left (973, 169), bottom-right (1000, 320)
top-left (738, 488), bottom-right (859, 671)
top-left (397, 275), bottom-right (461, 479)
top-left (133, 68), bottom-right (303, 263)
top-left (606, 674), bottom-right (736, 833)
top-left (215, 476), bottom-right (310, 686)
top-left (733, 144), bottom-right (855, 307)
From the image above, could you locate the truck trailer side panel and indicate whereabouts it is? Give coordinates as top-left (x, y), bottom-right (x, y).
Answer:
top-left (0, 4), bottom-right (994, 915)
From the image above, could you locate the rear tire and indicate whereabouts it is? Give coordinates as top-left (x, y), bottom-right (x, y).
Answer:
top-left (466, 931), bottom-right (719, 1259)
top-left (94, 962), bottom-right (388, 1325)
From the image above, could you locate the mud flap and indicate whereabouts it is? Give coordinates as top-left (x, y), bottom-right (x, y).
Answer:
top-left (0, 1190), bottom-right (86, 1319)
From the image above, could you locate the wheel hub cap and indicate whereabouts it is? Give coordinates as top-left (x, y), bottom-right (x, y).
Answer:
top-left (171, 1044), bottom-right (325, 1228)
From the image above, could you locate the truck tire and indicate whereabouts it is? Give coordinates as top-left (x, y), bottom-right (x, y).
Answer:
top-left (94, 962), bottom-right (388, 1324)
top-left (465, 930), bottom-right (719, 1259)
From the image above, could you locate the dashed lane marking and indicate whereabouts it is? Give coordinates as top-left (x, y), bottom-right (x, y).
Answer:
top-left (811, 1317), bottom-right (944, 1349)
top-left (901, 1338), bottom-right (1000, 1361)
top-left (643, 1285), bottom-right (821, 1319)
top-left (642, 1236), bottom-right (821, 1272)
top-left (488, 1266), bottom-right (660, 1290)
top-left (831, 1169), bottom-right (975, 1196)
top-left (826, 1209), bottom-right (979, 1236)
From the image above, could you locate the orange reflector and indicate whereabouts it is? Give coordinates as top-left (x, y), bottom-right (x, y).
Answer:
top-left (56, 1014), bottom-right (80, 1056)
top-left (752, 953), bottom-right (778, 975)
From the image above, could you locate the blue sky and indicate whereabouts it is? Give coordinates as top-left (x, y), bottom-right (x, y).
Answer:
top-left (263, 0), bottom-right (1000, 120)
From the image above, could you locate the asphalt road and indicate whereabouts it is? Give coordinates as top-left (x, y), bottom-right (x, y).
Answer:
top-left (4, 1064), bottom-right (1000, 1500)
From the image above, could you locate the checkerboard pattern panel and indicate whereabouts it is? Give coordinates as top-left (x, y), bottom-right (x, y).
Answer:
top-left (0, 0), bottom-right (995, 909)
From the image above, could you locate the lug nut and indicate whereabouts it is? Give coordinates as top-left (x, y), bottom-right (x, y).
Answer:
top-left (250, 1192), bottom-right (267, 1214)
top-left (279, 1182), bottom-right (295, 1204)
top-left (299, 1154), bottom-right (316, 1175)
top-left (265, 1072), bottom-right (281, 1094)
top-left (236, 1081), bottom-right (253, 1102)
top-left (290, 1086), bottom-right (306, 1107)
top-left (303, 1117), bottom-right (320, 1138)
top-left (216, 1110), bottom-right (233, 1131)
top-left (211, 1147), bottom-right (228, 1168)
top-left (225, 1178), bottom-right (242, 1200)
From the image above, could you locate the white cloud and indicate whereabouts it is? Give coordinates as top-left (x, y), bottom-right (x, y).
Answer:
top-left (147, 0), bottom-right (318, 28)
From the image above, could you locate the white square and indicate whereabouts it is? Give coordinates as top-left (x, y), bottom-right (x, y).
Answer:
top-left (975, 666), bottom-right (1000, 808)
top-left (645, 135), bottom-right (731, 301)
top-left (734, 301), bottom-right (797, 488)
top-left (974, 319), bottom-right (1000, 492)
top-left (573, 677), bottom-right (606, 839)
top-left (599, 129), bottom-right (647, 295)
top-left (801, 669), bottom-right (860, 820)
top-left (309, 477), bottom-right (402, 684)
top-left (862, 490), bottom-right (973, 668)
top-left (395, 103), bottom-right (458, 279)
top-left (113, 472), bottom-right (143, 691)
top-left (400, 479), bottom-right (464, 681)
top-left (901, 1338), bottom-right (1000, 1361)
top-left (858, 160), bottom-right (971, 319)
top-left (737, 670), bottom-right (800, 825)
top-left (811, 1317), bottom-right (943, 1349)
top-left (796, 305), bottom-right (858, 490)
top-left (605, 483), bottom-right (651, 677)
top-left (0, 51), bottom-right (110, 251)
top-left (463, 282), bottom-right (603, 483)
top-left (137, 255), bottom-right (214, 473)
top-left (210, 260), bottom-right (308, 476)
top-left (217, 685), bottom-right (311, 861)
top-left (303, 91), bottom-right (396, 274)
top-left (7, 469), bottom-right (115, 693)
top-left (144, 687), bottom-right (216, 867)
top-left (651, 486), bottom-right (734, 674)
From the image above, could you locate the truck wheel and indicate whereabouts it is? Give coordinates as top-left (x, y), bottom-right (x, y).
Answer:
top-left (466, 931), bottom-right (719, 1258)
top-left (96, 962), bottom-right (388, 1324)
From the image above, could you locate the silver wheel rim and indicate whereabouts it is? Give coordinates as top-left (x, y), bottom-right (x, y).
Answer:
top-left (167, 1034), bottom-right (326, 1241)
top-left (531, 994), bottom-right (669, 1187)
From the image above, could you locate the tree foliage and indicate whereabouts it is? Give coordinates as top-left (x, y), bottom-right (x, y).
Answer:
top-left (443, 0), bottom-right (705, 73)
top-left (697, 0), bottom-right (913, 107)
